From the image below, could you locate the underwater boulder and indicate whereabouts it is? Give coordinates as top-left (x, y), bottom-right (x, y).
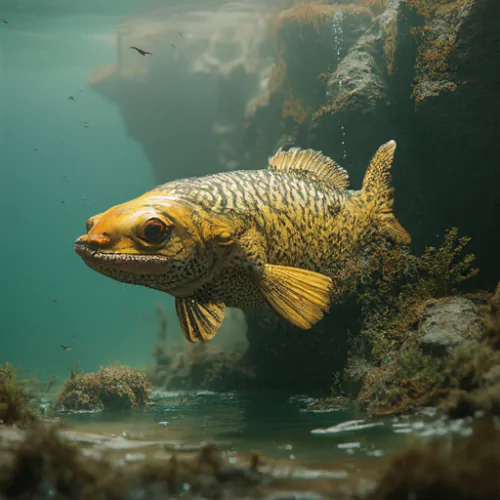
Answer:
top-left (418, 297), bottom-right (486, 357)
top-left (311, 0), bottom-right (401, 185)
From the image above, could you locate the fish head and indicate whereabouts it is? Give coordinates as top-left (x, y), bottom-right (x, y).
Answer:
top-left (74, 192), bottom-right (245, 296)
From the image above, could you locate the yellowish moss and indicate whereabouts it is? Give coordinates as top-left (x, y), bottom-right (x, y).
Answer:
top-left (55, 363), bottom-right (152, 412)
top-left (382, 17), bottom-right (398, 76)
top-left (275, 2), bottom-right (372, 33)
top-left (352, 228), bottom-right (479, 415)
top-left (407, 0), bottom-right (474, 106)
top-left (282, 95), bottom-right (309, 124)
top-left (356, 0), bottom-right (389, 14)
top-left (267, 56), bottom-right (287, 94)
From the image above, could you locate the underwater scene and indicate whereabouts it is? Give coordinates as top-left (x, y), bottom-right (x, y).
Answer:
top-left (1, 0), bottom-right (500, 498)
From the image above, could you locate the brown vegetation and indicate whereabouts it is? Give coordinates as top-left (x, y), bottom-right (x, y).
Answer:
top-left (54, 363), bottom-right (151, 412)
top-left (0, 364), bottom-right (39, 426)
top-left (348, 228), bottom-right (483, 415)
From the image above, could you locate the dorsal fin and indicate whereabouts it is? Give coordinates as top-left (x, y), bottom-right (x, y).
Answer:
top-left (268, 147), bottom-right (350, 190)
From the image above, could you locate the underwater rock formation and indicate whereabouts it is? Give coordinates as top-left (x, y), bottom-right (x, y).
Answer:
top-left (54, 363), bottom-right (151, 412)
top-left (417, 297), bottom-right (486, 356)
top-left (87, 2), bottom-right (275, 183)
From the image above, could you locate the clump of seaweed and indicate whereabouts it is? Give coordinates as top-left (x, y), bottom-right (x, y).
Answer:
top-left (54, 362), bottom-right (151, 412)
top-left (367, 414), bottom-right (500, 500)
top-left (0, 363), bottom-right (39, 426)
top-left (351, 228), bottom-right (479, 415)
top-left (357, 228), bottom-right (478, 355)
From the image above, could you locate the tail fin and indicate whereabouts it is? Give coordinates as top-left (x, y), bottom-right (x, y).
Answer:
top-left (362, 140), bottom-right (411, 245)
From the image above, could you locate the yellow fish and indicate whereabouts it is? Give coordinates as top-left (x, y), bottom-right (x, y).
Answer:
top-left (75, 141), bottom-right (410, 342)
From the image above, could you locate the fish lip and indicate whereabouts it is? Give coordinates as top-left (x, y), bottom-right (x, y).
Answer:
top-left (73, 244), bottom-right (169, 266)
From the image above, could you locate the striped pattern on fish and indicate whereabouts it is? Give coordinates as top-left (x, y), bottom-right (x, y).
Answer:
top-left (74, 141), bottom-right (410, 342)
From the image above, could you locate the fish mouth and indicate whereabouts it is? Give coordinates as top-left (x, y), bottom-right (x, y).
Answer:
top-left (74, 244), bottom-right (170, 274)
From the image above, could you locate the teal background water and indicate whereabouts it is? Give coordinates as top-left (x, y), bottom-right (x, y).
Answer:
top-left (1, 1), bottom-right (176, 380)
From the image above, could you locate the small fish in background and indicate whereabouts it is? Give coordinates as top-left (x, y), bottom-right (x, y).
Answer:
top-left (129, 46), bottom-right (152, 56)
top-left (51, 299), bottom-right (58, 303)
top-left (177, 32), bottom-right (183, 37)
top-left (0, 18), bottom-right (8, 25)
top-left (68, 96), bottom-right (76, 101)
top-left (60, 345), bottom-right (72, 351)
top-left (170, 44), bottom-right (176, 49)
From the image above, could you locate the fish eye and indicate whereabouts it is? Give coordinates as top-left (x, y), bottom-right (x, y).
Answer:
top-left (141, 218), bottom-right (169, 244)
top-left (86, 219), bottom-right (94, 232)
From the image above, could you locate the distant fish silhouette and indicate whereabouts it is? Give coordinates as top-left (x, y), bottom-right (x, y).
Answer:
top-left (130, 46), bottom-right (152, 56)
top-left (170, 44), bottom-right (176, 49)
top-left (177, 32), bottom-right (183, 36)
top-left (60, 345), bottom-right (72, 351)
top-left (0, 19), bottom-right (8, 25)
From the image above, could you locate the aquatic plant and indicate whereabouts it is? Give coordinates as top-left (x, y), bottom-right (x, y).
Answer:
top-left (54, 363), bottom-right (151, 412)
top-left (358, 346), bottom-right (446, 415)
top-left (0, 363), bottom-right (39, 426)
top-left (357, 228), bottom-right (478, 354)
top-left (351, 228), bottom-right (480, 415)
top-left (367, 415), bottom-right (500, 500)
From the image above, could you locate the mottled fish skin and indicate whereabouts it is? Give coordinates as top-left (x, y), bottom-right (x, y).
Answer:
top-left (150, 170), bottom-right (346, 305)
top-left (75, 141), bottom-right (410, 341)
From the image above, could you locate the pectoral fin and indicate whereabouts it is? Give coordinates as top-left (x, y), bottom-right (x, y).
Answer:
top-left (259, 264), bottom-right (332, 329)
top-left (175, 297), bottom-right (225, 342)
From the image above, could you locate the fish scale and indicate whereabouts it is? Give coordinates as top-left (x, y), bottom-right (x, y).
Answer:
top-left (75, 141), bottom-right (410, 342)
